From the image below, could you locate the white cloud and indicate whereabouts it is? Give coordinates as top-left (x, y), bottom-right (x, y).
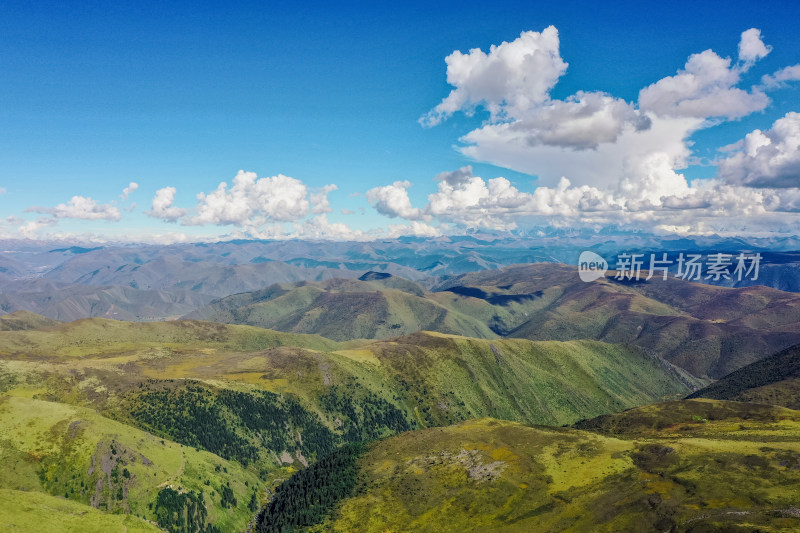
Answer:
top-left (293, 214), bottom-right (366, 240)
top-left (366, 180), bottom-right (425, 220)
top-left (717, 112), bottom-right (800, 188)
top-left (366, 163), bottom-right (800, 236)
top-left (385, 221), bottom-right (443, 238)
top-left (28, 196), bottom-right (122, 221)
top-left (618, 152), bottom-right (691, 206)
top-left (420, 28), bottom-right (648, 151)
top-left (310, 184), bottom-right (338, 214)
top-left (462, 114), bottom-right (701, 190)
top-left (511, 92), bottom-right (650, 149)
top-left (412, 26), bottom-right (800, 235)
top-left (420, 27), bottom-right (568, 127)
top-left (0, 187), bottom-right (6, 195)
top-left (638, 49), bottom-right (769, 119)
top-left (738, 28), bottom-right (772, 65)
top-left (18, 217), bottom-right (57, 238)
top-left (146, 187), bottom-right (187, 222)
top-left (425, 166), bottom-right (539, 229)
top-left (121, 182), bottom-right (139, 200)
top-left (761, 64), bottom-right (800, 88)
top-left (186, 170), bottom-right (311, 228)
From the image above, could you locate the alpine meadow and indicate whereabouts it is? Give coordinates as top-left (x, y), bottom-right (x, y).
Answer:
top-left (3, 2), bottom-right (800, 532)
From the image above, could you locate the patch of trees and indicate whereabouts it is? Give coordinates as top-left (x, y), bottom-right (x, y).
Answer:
top-left (129, 384), bottom-right (256, 464)
top-left (219, 483), bottom-right (237, 509)
top-left (128, 381), bottom-right (337, 466)
top-left (153, 487), bottom-right (221, 533)
top-left (217, 388), bottom-right (336, 460)
top-left (320, 380), bottom-right (413, 442)
top-left (254, 443), bottom-right (364, 533)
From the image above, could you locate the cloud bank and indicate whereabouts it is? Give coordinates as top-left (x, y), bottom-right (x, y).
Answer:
top-left (387, 26), bottom-right (800, 236)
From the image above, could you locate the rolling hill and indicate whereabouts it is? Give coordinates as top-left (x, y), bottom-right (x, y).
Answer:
top-left (433, 263), bottom-right (800, 378)
top-left (0, 315), bottom-right (707, 531)
top-left (0, 318), bottom-right (698, 430)
top-left (0, 310), bottom-right (61, 331)
top-left (186, 263), bottom-right (800, 379)
top-left (258, 400), bottom-right (800, 532)
top-left (0, 488), bottom-right (162, 533)
top-left (0, 394), bottom-right (269, 532)
top-left (184, 277), bottom-right (496, 341)
top-left (687, 342), bottom-right (800, 409)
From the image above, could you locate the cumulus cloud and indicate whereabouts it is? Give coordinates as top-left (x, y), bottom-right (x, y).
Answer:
top-left (423, 27), bottom-right (779, 198)
top-left (0, 187), bottom-right (6, 195)
top-left (638, 49), bottom-right (769, 119)
top-left (717, 112), bottom-right (800, 188)
top-left (146, 187), bottom-right (187, 222)
top-left (385, 221), bottom-right (442, 238)
top-left (18, 217), bottom-right (57, 238)
top-left (310, 184), bottom-right (338, 214)
top-left (292, 214), bottom-right (366, 240)
top-left (27, 196), bottom-right (121, 221)
top-left (761, 64), bottom-right (800, 88)
top-left (738, 28), bottom-right (772, 65)
top-left (411, 25), bottom-right (800, 235)
top-left (510, 92), bottom-right (650, 149)
top-left (420, 26), bottom-right (568, 127)
top-left (121, 182), bottom-right (139, 200)
top-left (365, 163), bottom-right (800, 236)
top-left (421, 28), bottom-right (648, 151)
top-left (462, 114), bottom-right (700, 190)
top-left (185, 171), bottom-right (311, 228)
top-left (366, 180), bottom-right (425, 220)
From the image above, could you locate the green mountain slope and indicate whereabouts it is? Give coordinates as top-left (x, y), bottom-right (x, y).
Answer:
top-left (0, 394), bottom-right (269, 532)
top-left (0, 488), bottom-right (162, 533)
top-left (0, 317), bottom-right (710, 531)
top-left (0, 310), bottom-right (61, 331)
top-left (185, 264), bottom-right (800, 378)
top-left (436, 263), bottom-right (800, 378)
top-left (0, 319), bottom-right (699, 432)
top-left (185, 277), bottom-right (494, 341)
top-left (687, 343), bottom-right (800, 409)
top-left (263, 400), bottom-right (800, 532)
top-left (0, 316), bottom-right (340, 358)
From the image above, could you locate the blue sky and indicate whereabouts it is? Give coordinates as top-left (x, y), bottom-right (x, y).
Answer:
top-left (2, 0), bottom-right (800, 241)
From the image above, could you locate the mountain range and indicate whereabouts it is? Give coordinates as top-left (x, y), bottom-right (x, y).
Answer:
top-left (2, 236), bottom-right (800, 324)
top-left (184, 263), bottom-right (800, 379)
top-left (3, 242), bottom-right (800, 532)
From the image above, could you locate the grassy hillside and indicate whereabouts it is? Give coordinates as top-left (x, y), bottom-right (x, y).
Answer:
top-left (0, 394), bottom-right (272, 532)
top-left (0, 488), bottom-right (162, 533)
top-left (0, 310), bottom-right (61, 331)
top-left (0, 316), bottom-right (712, 531)
top-left (265, 400), bottom-right (800, 532)
top-left (357, 332), bottom-right (702, 427)
top-left (184, 264), bottom-right (800, 378)
top-left (0, 318), bottom-right (699, 431)
top-left (687, 343), bottom-right (800, 409)
top-left (436, 263), bottom-right (800, 378)
top-left (185, 277), bottom-right (495, 341)
top-left (0, 317), bottom-right (340, 358)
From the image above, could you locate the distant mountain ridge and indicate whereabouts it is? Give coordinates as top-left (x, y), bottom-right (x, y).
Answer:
top-left (186, 263), bottom-right (800, 379)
